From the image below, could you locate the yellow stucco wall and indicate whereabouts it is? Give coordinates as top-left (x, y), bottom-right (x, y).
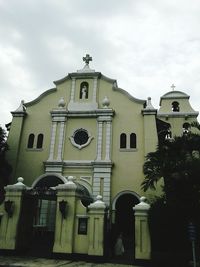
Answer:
top-left (7, 73), bottom-right (198, 202)
top-left (6, 74), bottom-right (156, 198)
top-left (4, 68), bottom-right (199, 260)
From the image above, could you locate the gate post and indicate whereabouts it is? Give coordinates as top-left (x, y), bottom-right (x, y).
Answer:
top-left (53, 176), bottom-right (77, 254)
top-left (133, 196), bottom-right (151, 260)
top-left (88, 195), bottom-right (106, 256)
top-left (0, 177), bottom-right (26, 250)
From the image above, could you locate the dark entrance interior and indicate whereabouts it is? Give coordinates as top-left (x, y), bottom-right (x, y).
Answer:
top-left (112, 193), bottom-right (139, 262)
top-left (30, 196), bottom-right (57, 257)
top-left (19, 176), bottom-right (64, 257)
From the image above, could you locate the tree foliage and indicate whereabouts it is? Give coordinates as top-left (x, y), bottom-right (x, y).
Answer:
top-left (142, 122), bottom-right (200, 209)
top-left (142, 122), bottom-right (200, 264)
top-left (0, 127), bottom-right (12, 203)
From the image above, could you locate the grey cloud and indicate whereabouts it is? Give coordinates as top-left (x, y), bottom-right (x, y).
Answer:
top-left (0, 0), bottom-right (200, 128)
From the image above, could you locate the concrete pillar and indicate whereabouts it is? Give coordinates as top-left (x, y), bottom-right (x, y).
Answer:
top-left (133, 196), bottom-right (151, 260)
top-left (53, 176), bottom-right (77, 254)
top-left (0, 177), bottom-right (27, 250)
top-left (7, 102), bottom-right (26, 183)
top-left (142, 97), bottom-right (158, 155)
top-left (88, 195), bottom-right (106, 256)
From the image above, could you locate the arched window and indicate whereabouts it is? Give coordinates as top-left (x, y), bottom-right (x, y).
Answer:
top-left (120, 133), bottom-right (127, 149)
top-left (183, 123), bottom-right (190, 135)
top-left (130, 133), bottom-right (136, 148)
top-left (172, 101), bottom-right (180, 112)
top-left (37, 134), bottom-right (44, 149)
top-left (27, 134), bottom-right (34, 148)
top-left (80, 82), bottom-right (89, 99)
top-left (183, 122), bottom-right (190, 130)
top-left (165, 129), bottom-right (172, 140)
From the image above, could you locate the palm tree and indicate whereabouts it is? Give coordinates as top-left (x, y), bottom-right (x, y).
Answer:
top-left (142, 123), bottom-right (200, 208)
top-left (142, 122), bottom-right (200, 262)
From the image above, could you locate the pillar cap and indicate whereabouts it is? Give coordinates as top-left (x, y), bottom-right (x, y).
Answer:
top-left (88, 195), bottom-right (106, 210)
top-left (56, 176), bottom-right (77, 190)
top-left (5, 177), bottom-right (27, 191)
top-left (133, 196), bottom-right (150, 211)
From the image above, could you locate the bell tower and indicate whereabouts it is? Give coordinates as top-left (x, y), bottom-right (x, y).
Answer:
top-left (157, 85), bottom-right (199, 137)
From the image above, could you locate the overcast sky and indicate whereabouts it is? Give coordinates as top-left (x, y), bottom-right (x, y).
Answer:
top-left (0, 0), bottom-right (200, 129)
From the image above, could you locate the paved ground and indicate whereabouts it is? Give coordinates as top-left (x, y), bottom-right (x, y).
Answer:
top-left (0, 256), bottom-right (143, 267)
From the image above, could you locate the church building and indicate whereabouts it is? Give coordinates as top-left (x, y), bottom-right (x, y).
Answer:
top-left (0, 55), bottom-right (198, 262)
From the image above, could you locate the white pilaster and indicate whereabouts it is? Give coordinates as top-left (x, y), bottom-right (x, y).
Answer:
top-left (103, 174), bottom-right (111, 205)
top-left (57, 121), bottom-right (66, 161)
top-left (96, 120), bottom-right (103, 160)
top-left (48, 121), bottom-right (57, 160)
top-left (93, 77), bottom-right (98, 103)
top-left (70, 78), bottom-right (76, 102)
top-left (92, 163), bottom-right (112, 206)
top-left (105, 120), bottom-right (112, 161)
top-left (93, 173), bottom-right (101, 197)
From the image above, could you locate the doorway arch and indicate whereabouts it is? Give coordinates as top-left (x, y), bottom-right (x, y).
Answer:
top-left (26, 174), bottom-right (66, 257)
top-left (32, 173), bottom-right (67, 188)
top-left (112, 191), bottom-right (140, 260)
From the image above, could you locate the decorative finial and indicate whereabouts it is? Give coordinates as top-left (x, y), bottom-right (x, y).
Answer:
top-left (83, 54), bottom-right (92, 65)
top-left (145, 97), bottom-right (155, 110)
top-left (96, 195), bottom-right (103, 201)
top-left (140, 196), bottom-right (146, 203)
top-left (68, 176), bottom-right (74, 182)
top-left (58, 97), bottom-right (65, 108)
top-left (171, 84), bottom-right (176, 91)
top-left (17, 177), bottom-right (24, 184)
top-left (14, 100), bottom-right (26, 112)
top-left (102, 96), bottom-right (110, 108)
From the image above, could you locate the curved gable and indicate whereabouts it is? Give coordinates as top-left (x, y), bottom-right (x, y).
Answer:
top-left (25, 88), bottom-right (57, 107)
top-left (113, 86), bottom-right (146, 104)
top-left (160, 90), bottom-right (189, 105)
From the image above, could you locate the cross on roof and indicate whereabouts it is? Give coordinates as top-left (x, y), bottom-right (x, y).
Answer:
top-left (171, 84), bottom-right (176, 91)
top-left (83, 54), bottom-right (92, 65)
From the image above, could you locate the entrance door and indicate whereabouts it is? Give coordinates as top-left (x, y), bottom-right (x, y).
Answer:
top-left (31, 198), bottom-right (57, 257)
top-left (16, 192), bottom-right (57, 257)
top-left (27, 175), bottom-right (64, 257)
top-left (114, 193), bottom-right (139, 261)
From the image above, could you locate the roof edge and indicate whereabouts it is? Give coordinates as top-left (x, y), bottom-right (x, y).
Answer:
top-left (113, 86), bottom-right (146, 104)
top-left (25, 88), bottom-right (57, 107)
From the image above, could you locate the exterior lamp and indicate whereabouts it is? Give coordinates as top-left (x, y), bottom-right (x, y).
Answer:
top-left (59, 200), bottom-right (68, 219)
top-left (4, 200), bottom-right (14, 217)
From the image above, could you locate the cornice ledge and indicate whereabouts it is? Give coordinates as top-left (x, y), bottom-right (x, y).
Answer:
top-left (157, 111), bottom-right (199, 117)
top-left (142, 109), bottom-right (157, 115)
top-left (11, 111), bottom-right (27, 117)
top-left (66, 109), bottom-right (115, 118)
top-left (63, 160), bottom-right (93, 167)
top-left (44, 160), bottom-right (63, 165)
top-left (93, 160), bottom-right (113, 168)
top-left (69, 72), bottom-right (101, 79)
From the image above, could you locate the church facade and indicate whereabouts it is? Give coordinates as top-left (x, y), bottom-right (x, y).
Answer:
top-left (0, 55), bottom-right (198, 262)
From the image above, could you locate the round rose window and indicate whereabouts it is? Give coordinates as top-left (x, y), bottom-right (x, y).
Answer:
top-left (74, 129), bottom-right (89, 145)
top-left (70, 128), bottom-right (93, 149)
